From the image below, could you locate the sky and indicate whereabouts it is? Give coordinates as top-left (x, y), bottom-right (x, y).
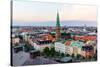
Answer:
top-left (12, 0), bottom-right (97, 26)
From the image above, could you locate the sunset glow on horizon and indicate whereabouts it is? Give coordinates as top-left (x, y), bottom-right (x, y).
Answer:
top-left (13, 0), bottom-right (97, 26)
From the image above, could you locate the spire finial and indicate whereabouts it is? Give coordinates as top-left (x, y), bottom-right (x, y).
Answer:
top-left (57, 8), bottom-right (58, 12)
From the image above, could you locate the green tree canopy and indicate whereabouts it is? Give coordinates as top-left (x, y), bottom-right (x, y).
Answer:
top-left (43, 47), bottom-right (50, 57)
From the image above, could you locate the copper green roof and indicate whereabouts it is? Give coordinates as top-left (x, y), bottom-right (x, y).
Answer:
top-left (70, 41), bottom-right (83, 48)
top-left (56, 12), bottom-right (60, 27)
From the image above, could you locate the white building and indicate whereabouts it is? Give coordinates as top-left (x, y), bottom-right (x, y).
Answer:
top-left (12, 37), bottom-right (20, 45)
top-left (65, 46), bottom-right (73, 55)
top-left (55, 42), bottom-right (66, 53)
top-left (31, 42), bottom-right (51, 52)
top-left (20, 32), bottom-right (30, 41)
top-left (55, 41), bottom-right (83, 56)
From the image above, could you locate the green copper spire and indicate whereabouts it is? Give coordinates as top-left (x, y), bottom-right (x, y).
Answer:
top-left (56, 11), bottom-right (60, 27)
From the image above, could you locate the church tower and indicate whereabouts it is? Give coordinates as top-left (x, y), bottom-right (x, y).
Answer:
top-left (56, 11), bottom-right (61, 41)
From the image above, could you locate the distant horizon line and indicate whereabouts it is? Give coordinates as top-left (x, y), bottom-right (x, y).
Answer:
top-left (13, 20), bottom-right (97, 22)
top-left (12, 25), bottom-right (97, 27)
top-left (12, 20), bottom-right (97, 27)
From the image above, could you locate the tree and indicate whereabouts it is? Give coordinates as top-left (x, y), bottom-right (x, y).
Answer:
top-left (24, 44), bottom-right (30, 52)
top-left (50, 47), bottom-right (55, 57)
top-left (66, 54), bottom-right (70, 57)
top-left (14, 43), bottom-right (19, 47)
top-left (92, 54), bottom-right (97, 61)
top-left (43, 47), bottom-right (50, 57)
top-left (71, 53), bottom-right (75, 58)
top-left (24, 42), bottom-right (33, 52)
top-left (61, 53), bottom-right (65, 57)
top-left (93, 49), bottom-right (97, 61)
top-left (76, 54), bottom-right (81, 60)
top-left (55, 52), bottom-right (60, 57)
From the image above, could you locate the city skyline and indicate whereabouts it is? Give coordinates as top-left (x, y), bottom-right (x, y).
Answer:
top-left (11, 1), bottom-right (97, 66)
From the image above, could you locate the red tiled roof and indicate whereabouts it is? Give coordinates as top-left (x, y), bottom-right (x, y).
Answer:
top-left (65, 41), bottom-right (71, 46)
top-left (74, 35), bottom-right (96, 41)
